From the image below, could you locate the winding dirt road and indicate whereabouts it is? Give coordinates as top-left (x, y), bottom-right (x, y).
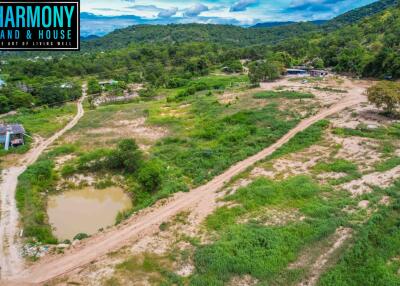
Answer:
top-left (5, 80), bottom-right (368, 285)
top-left (0, 85), bottom-right (86, 281)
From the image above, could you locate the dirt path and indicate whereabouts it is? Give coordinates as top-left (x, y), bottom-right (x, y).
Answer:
top-left (7, 80), bottom-right (368, 285)
top-left (298, 227), bottom-right (352, 286)
top-left (0, 85), bottom-right (86, 281)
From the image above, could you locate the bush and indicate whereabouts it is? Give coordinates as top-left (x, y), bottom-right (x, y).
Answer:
top-left (166, 78), bottom-right (189, 89)
top-left (139, 87), bottom-right (157, 98)
top-left (107, 139), bottom-right (143, 173)
top-left (73, 233), bottom-right (89, 240)
top-left (138, 160), bottom-right (163, 192)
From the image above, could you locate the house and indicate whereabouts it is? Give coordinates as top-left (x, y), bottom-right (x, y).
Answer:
top-left (310, 69), bottom-right (329, 77)
top-left (286, 69), bottom-right (309, 76)
top-left (0, 124), bottom-right (25, 150)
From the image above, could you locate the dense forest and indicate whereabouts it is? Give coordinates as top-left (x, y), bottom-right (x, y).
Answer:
top-left (0, 0), bottom-right (398, 113)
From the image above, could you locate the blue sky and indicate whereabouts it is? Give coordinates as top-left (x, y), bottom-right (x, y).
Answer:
top-left (80, 0), bottom-right (378, 36)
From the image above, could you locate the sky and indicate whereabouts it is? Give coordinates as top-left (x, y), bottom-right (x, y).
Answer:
top-left (80, 0), bottom-right (378, 36)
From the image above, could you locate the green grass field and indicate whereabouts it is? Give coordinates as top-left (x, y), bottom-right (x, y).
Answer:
top-left (253, 90), bottom-right (315, 100)
top-left (3, 104), bottom-right (76, 138)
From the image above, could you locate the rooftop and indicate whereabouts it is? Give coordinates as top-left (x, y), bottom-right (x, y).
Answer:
top-left (0, 124), bottom-right (25, 134)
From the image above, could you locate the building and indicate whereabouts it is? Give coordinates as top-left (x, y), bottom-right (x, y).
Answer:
top-left (286, 69), bottom-right (309, 76)
top-left (310, 70), bottom-right (329, 77)
top-left (0, 124), bottom-right (25, 150)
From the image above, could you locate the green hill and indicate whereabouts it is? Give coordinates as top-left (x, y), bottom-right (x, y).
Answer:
top-left (274, 1), bottom-right (400, 78)
top-left (83, 0), bottom-right (398, 51)
top-left (326, 0), bottom-right (399, 29)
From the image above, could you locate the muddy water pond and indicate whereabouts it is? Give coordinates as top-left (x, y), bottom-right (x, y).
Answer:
top-left (47, 187), bottom-right (132, 240)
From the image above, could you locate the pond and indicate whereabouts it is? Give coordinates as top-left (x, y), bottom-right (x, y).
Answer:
top-left (47, 186), bottom-right (132, 241)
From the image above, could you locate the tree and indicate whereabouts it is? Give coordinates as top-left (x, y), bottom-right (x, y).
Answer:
top-left (0, 95), bottom-right (10, 113)
top-left (107, 139), bottom-right (143, 172)
top-left (248, 60), bottom-right (282, 86)
top-left (222, 60), bottom-right (243, 74)
top-left (11, 90), bottom-right (34, 109)
top-left (367, 81), bottom-right (400, 114)
top-left (87, 78), bottom-right (102, 95)
top-left (137, 160), bottom-right (162, 192)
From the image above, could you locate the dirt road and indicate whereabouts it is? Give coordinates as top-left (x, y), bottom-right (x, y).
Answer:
top-left (0, 85), bottom-right (86, 280)
top-left (8, 80), bottom-right (368, 285)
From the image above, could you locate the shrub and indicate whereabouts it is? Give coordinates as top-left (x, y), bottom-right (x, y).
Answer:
top-left (73, 233), bottom-right (89, 240)
top-left (107, 139), bottom-right (143, 173)
top-left (138, 160), bottom-right (163, 192)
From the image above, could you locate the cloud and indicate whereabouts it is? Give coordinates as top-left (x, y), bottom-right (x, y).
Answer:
top-left (126, 5), bottom-right (162, 12)
top-left (158, 7), bottom-right (178, 18)
top-left (93, 8), bottom-right (124, 12)
top-left (286, 0), bottom-right (346, 12)
top-left (230, 0), bottom-right (258, 12)
top-left (183, 3), bottom-right (209, 17)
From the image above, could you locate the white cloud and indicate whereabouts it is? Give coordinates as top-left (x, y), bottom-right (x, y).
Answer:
top-left (158, 7), bottom-right (178, 18)
top-left (183, 3), bottom-right (209, 17)
top-left (230, 0), bottom-right (258, 12)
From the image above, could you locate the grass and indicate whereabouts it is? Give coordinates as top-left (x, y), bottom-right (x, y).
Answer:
top-left (3, 104), bottom-right (76, 138)
top-left (313, 159), bottom-right (361, 185)
top-left (333, 123), bottom-right (400, 140)
top-left (152, 100), bottom-right (300, 186)
top-left (375, 157), bottom-right (400, 172)
top-left (269, 120), bottom-right (330, 160)
top-left (163, 75), bottom-right (249, 100)
top-left (288, 77), bottom-right (324, 83)
top-left (190, 176), bottom-right (350, 285)
top-left (109, 253), bottom-right (184, 286)
top-left (253, 90), bottom-right (315, 100)
top-left (314, 86), bottom-right (347, 93)
top-left (318, 181), bottom-right (400, 286)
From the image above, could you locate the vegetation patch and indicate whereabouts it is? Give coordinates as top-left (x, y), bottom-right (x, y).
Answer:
top-left (314, 86), bottom-right (348, 93)
top-left (153, 101), bottom-right (300, 185)
top-left (191, 176), bottom-right (350, 285)
top-left (313, 159), bottom-right (361, 184)
top-left (333, 123), bottom-right (400, 140)
top-left (3, 104), bottom-right (76, 138)
top-left (108, 253), bottom-right (184, 286)
top-left (253, 90), bottom-right (315, 100)
top-left (375, 157), bottom-right (400, 172)
top-left (270, 120), bottom-right (330, 160)
top-left (319, 181), bottom-right (400, 286)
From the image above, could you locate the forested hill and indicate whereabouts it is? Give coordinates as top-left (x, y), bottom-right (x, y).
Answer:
top-left (275, 2), bottom-right (400, 78)
top-left (83, 0), bottom-right (398, 51)
top-left (252, 20), bottom-right (326, 28)
top-left (82, 22), bottom-right (320, 50)
top-left (325, 0), bottom-right (398, 29)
